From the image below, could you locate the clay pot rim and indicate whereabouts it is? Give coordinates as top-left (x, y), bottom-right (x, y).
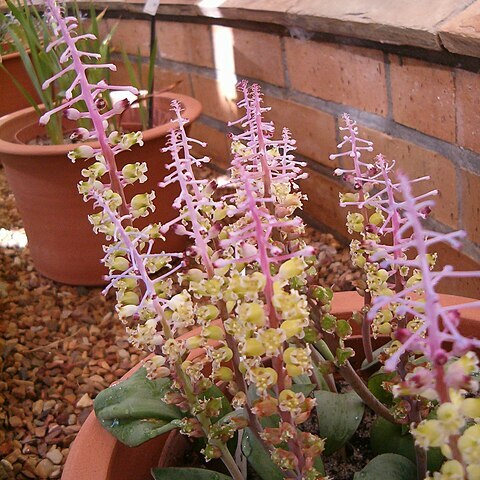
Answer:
top-left (331, 291), bottom-right (480, 323)
top-left (0, 51), bottom-right (21, 62)
top-left (0, 92), bottom-right (202, 157)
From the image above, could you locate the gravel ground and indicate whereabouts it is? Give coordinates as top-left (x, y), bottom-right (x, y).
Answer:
top-left (0, 165), bottom-right (359, 479)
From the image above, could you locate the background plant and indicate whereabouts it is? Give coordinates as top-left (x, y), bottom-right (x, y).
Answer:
top-left (40, 2), bottom-right (480, 479)
top-left (0, 0), bottom-right (115, 144)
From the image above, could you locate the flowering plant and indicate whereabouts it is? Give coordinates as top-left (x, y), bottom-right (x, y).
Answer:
top-left (40, 2), bottom-right (480, 479)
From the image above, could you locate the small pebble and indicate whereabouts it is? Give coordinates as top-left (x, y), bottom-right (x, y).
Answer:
top-left (35, 458), bottom-right (55, 478)
top-left (76, 393), bottom-right (93, 408)
top-left (46, 448), bottom-right (63, 465)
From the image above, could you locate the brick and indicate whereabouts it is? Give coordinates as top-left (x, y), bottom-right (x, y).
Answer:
top-left (301, 168), bottom-right (348, 237)
top-left (209, 27), bottom-right (284, 86)
top-left (456, 69), bottom-right (480, 153)
top-left (154, 69), bottom-right (193, 97)
top-left (191, 75), bottom-right (239, 123)
top-left (263, 96), bottom-right (338, 167)
top-left (189, 122), bottom-right (231, 170)
top-left (285, 39), bottom-right (388, 116)
top-left (156, 21), bottom-right (214, 68)
top-left (389, 56), bottom-right (455, 142)
top-left (439, 2), bottom-right (480, 58)
top-left (434, 242), bottom-right (480, 298)
top-left (460, 169), bottom-right (480, 245)
top-left (104, 19), bottom-right (150, 57)
top-left (112, 64), bottom-right (193, 97)
top-left (361, 127), bottom-right (458, 229)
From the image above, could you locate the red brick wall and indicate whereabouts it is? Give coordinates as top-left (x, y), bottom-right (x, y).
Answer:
top-left (105, 17), bottom-right (480, 297)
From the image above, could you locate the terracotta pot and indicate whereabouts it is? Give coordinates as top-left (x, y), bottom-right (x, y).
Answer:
top-left (62, 291), bottom-right (480, 480)
top-left (0, 93), bottom-right (201, 285)
top-left (0, 52), bottom-right (40, 117)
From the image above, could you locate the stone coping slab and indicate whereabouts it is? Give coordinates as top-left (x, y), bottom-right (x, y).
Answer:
top-left (3, 0), bottom-right (480, 58)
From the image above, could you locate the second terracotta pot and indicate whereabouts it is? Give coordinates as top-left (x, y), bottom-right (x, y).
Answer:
top-left (0, 51), bottom-right (40, 117)
top-left (0, 93), bottom-right (201, 285)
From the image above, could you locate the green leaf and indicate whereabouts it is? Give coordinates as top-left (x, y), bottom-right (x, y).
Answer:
top-left (353, 454), bottom-right (416, 480)
top-left (335, 347), bottom-right (355, 366)
top-left (199, 385), bottom-right (232, 422)
top-left (314, 390), bottom-right (364, 455)
top-left (336, 319), bottom-right (352, 339)
top-left (360, 341), bottom-right (392, 371)
top-left (94, 367), bottom-right (183, 447)
top-left (291, 382), bottom-right (316, 396)
top-left (241, 428), bottom-right (283, 480)
top-left (367, 371), bottom-right (395, 405)
top-left (320, 313), bottom-right (337, 333)
top-left (370, 417), bottom-right (444, 472)
top-left (151, 468), bottom-right (232, 480)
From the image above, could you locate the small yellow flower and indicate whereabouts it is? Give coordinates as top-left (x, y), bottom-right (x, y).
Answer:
top-left (434, 460), bottom-right (465, 480)
top-left (413, 419), bottom-right (446, 448)
top-left (278, 257), bottom-right (306, 280)
top-left (458, 424), bottom-right (480, 464)
top-left (280, 319), bottom-right (303, 339)
top-left (250, 367), bottom-right (278, 395)
top-left (243, 338), bottom-right (266, 357)
top-left (437, 403), bottom-right (465, 435)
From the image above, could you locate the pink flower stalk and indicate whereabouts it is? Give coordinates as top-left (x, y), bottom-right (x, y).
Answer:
top-left (331, 114), bottom-right (376, 361)
top-left (330, 113), bottom-right (374, 186)
top-left (229, 81), bottom-right (307, 192)
top-left (369, 173), bottom-right (480, 373)
top-left (218, 83), bottom-right (313, 305)
top-left (40, 0), bottom-right (139, 214)
top-left (159, 101), bottom-right (219, 278)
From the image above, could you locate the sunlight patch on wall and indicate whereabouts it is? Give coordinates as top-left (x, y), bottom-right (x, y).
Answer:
top-left (198, 0), bottom-right (225, 9)
top-left (211, 25), bottom-right (237, 102)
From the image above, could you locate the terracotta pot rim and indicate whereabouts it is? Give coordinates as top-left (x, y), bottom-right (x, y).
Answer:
top-left (331, 290), bottom-right (480, 323)
top-left (0, 51), bottom-right (21, 62)
top-left (0, 92), bottom-right (201, 157)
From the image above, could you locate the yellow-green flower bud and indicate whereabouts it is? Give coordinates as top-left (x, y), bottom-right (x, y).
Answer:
top-left (214, 207), bottom-right (227, 221)
top-left (238, 302), bottom-right (265, 326)
top-left (413, 419), bottom-right (445, 448)
top-left (462, 398), bottom-right (480, 419)
top-left (278, 257), bottom-right (306, 280)
top-left (369, 212), bottom-right (384, 226)
top-left (122, 162), bottom-right (148, 184)
top-left (202, 325), bottom-right (224, 340)
top-left (215, 367), bottom-right (234, 382)
top-left (185, 335), bottom-right (204, 350)
top-left (244, 338), bottom-right (266, 357)
top-left (68, 145), bottom-right (95, 162)
top-left (197, 305), bottom-right (220, 323)
top-left (131, 192), bottom-right (156, 218)
top-left (458, 424), bottom-right (480, 464)
top-left (119, 291), bottom-right (140, 306)
top-left (346, 212), bottom-right (364, 233)
top-left (81, 161), bottom-right (107, 179)
top-left (377, 323), bottom-right (392, 335)
top-left (119, 131), bottom-right (144, 150)
top-left (280, 320), bottom-right (302, 339)
top-left (111, 256), bottom-right (130, 272)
